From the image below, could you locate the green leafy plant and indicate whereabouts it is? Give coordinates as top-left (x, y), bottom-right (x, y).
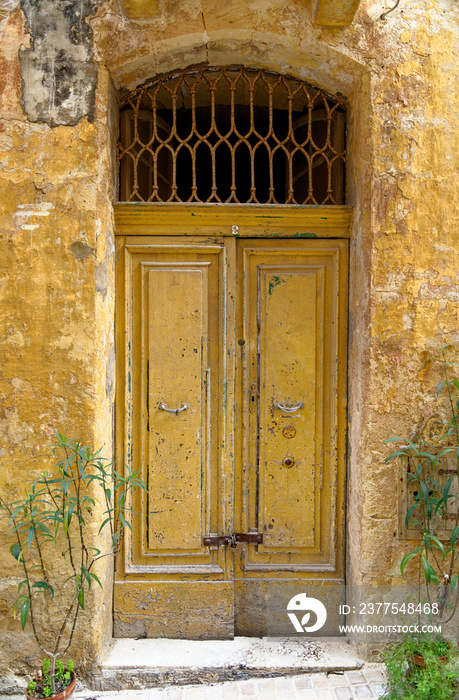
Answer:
top-left (385, 345), bottom-right (459, 621)
top-left (383, 633), bottom-right (458, 700)
top-left (27, 658), bottom-right (74, 699)
top-left (0, 433), bottom-right (146, 698)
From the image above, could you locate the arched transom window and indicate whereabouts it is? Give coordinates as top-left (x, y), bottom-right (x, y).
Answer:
top-left (118, 66), bottom-right (347, 205)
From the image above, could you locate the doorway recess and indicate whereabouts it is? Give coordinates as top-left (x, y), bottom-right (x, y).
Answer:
top-left (114, 67), bottom-right (349, 640)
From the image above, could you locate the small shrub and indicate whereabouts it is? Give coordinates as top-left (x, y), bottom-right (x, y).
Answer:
top-left (383, 633), bottom-right (458, 700)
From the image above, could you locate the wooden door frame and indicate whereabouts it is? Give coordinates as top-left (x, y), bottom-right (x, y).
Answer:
top-left (114, 203), bottom-right (352, 239)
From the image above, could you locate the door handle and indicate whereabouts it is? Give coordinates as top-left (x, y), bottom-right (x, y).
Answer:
top-left (158, 402), bottom-right (189, 415)
top-left (275, 401), bottom-right (304, 413)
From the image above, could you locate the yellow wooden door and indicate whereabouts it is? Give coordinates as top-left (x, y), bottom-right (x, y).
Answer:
top-left (233, 239), bottom-right (348, 635)
top-left (114, 207), bottom-right (349, 639)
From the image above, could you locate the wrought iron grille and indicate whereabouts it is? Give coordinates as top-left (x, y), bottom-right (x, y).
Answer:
top-left (118, 67), bottom-right (347, 205)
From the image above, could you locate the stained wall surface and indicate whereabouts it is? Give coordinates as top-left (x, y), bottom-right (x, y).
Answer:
top-left (0, 0), bottom-right (458, 674)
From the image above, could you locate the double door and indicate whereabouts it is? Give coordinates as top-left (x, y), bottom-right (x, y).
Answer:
top-left (114, 217), bottom-right (348, 639)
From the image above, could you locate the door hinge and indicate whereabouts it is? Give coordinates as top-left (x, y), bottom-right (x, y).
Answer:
top-left (203, 532), bottom-right (263, 548)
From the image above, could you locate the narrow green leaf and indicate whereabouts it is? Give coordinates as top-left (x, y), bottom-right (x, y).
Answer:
top-left (98, 517), bottom-right (111, 534)
top-left (32, 581), bottom-right (54, 598)
top-left (400, 547), bottom-right (422, 577)
top-left (420, 481), bottom-right (429, 502)
top-left (418, 451), bottom-right (436, 461)
top-left (425, 534), bottom-right (446, 557)
top-left (78, 461), bottom-right (86, 483)
top-left (437, 381), bottom-right (445, 396)
top-left (27, 527), bottom-right (34, 549)
top-left (78, 588), bottom-right (84, 609)
top-left (405, 503), bottom-right (419, 527)
top-left (422, 556), bottom-right (431, 584)
top-left (20, 599), bottom-right (29, 630)
top-left (10, 543), bottom-right (21, 561)
top-left (63, 505), bottom-right (75, 535)
top-left (451, 526), bottom-right (459, 548)
top-left (384, 451), bottom-right (409, 463)
top-left (89, 572), bottom-right (102, 588)
top-left (429, 562), bottom-right (438, 584)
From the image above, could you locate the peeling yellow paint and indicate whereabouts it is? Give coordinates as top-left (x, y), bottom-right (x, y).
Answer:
top-left (400, 29), bottom-right (411, 43)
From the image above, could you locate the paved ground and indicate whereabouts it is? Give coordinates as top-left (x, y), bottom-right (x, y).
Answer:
top-left (2, 668), bottom-right (386, 699)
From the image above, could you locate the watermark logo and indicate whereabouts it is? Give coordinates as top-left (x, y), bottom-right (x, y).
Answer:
top-left (287, 593), bottom-right (327, 633)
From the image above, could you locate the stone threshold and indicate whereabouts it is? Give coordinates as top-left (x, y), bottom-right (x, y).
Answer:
top-left (88, 637), bottom-right (364, 691)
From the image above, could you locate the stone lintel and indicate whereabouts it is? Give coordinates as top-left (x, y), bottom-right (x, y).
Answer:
top-left (119, 0), bottom-right (159, 20)
top-left (313, 0), bottom-right (361, 27)
top-left (119, 0), bottom-right (360, 25)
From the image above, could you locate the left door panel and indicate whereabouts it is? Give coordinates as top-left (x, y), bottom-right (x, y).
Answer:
top-left (114, 237), bottom-right (235, 639)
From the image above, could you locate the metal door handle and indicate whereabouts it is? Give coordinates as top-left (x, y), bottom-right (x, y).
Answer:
top-left (275, 401), bottom-right (304, 413)
top-left (158, 402), bottom-right (189, 414)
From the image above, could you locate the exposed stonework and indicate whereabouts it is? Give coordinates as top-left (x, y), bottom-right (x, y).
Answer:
top-left (19, 0), bottom-right (103, 125)
top-left (119, 0), bottom-right (160, 20)
top-left (313, 0), bottom-right (362, 27)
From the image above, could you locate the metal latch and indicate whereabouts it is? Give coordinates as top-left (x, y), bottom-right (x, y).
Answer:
top-left (203, 532), bottom-right (263, 548)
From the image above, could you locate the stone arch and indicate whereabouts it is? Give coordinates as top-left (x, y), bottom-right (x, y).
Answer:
top-left (110, 30), bottom-right (365, 101)
top-left (101, 24), bottom-right (374, 608)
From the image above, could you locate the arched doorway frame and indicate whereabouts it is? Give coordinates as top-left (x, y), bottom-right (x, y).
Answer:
top-left (106, 32), bottom-right (373, 641)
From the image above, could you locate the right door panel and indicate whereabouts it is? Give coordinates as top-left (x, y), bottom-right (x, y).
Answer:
top-left (235, 239), bottom-right (348, 632)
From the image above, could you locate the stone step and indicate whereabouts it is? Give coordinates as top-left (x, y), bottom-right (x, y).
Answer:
top-left (90, 637), bottom-right (364, 691)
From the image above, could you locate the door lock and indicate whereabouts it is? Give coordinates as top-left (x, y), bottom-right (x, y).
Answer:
top-left (203, 532), bottom-right (263, 548)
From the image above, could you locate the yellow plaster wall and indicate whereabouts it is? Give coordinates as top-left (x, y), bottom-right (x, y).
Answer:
top-left (0, 9), bottom-right (116, 674)
top-left (0, 0), bottom-right (458, 671)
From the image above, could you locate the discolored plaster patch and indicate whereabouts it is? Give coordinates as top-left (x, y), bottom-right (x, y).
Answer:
top-left (19, 0), bottom-right (103, 126)
top-left (106, 343), bottom-right (115, 400)
top-left (70, 240), bottom-right (95, 259)
top-left (95, 259), bottom-right (109, 297)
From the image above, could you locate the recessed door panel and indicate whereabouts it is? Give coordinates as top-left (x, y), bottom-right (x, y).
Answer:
top-left (147, 265), bottom-right (208, 552)
top-left (261, 266), bottom-right (320, 550)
